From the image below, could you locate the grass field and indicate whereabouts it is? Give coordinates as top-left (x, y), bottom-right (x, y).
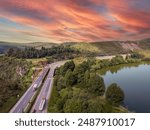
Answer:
top-left (27, 58), bottom-right (48, 66)
top-left (92, 41), bottom-right (124, 54)
top-left (73, 57), bottom-right (87, 65)
top-left (70, 39), bottom-right (150, 55)
top-left (70, 41), bottom-right (126, 55)
top-left (138, 50), bottom-right (150, 58)
top-left (71, 42), bottom-right (100, 53)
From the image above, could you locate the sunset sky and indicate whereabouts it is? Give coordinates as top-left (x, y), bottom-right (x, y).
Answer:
top-left (0, 0), bottom-right (150, 43)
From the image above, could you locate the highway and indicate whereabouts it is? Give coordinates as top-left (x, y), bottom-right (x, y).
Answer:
top-left (31, 61), bottom-right (66, 113)
top-left (10, 66), bottom-right (49, 113)
top-left (31, 55), bottom-right (128, 113)
top-left (10, 54), bottom-right (128, 113)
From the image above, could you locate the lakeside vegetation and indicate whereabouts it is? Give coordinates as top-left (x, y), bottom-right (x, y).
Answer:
top-left (48, 52), bottom-right (150, 113)
top-left (48, 56), bottom-right (132, 113)
top-left (0, 56), bottom-right (33, 112)
top-left (136, 50), bottom-right (150, 60)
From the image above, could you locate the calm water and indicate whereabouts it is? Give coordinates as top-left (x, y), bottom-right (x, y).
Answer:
top-left (100, 63), bottom-right (150, 113)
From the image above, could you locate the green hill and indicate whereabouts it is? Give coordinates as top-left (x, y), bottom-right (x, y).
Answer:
top-left (0, 56), bottom-right (32, 112)
top-left (1, 38), bottom-right (150, 55)
top-left (70, 42), bottom-right (100, 53)
top-left (0, 42), bottom-right (24, 54)
top-left (69, 39), bottom-right (150, 55)
top-left (0, 41), bottom-right (58, 54)
top-left (22, 42), bottom-right (58, 49)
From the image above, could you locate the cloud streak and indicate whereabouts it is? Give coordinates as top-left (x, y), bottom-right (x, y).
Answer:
top-left (0, 0), bottom-right (150, 43)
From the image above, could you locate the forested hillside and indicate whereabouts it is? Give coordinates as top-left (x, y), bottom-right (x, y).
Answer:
top-left (0, 41), bottom-right (58, 54)
top-left (5, 45), bottom-right (81, 60)
top-left (0, 56), bottom-right (32, 112)
top-left (70, 39), bottom-right (150, 55)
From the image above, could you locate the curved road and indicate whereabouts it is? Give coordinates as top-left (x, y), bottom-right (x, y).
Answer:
top-left (10, 54), bottom-right (127, 113)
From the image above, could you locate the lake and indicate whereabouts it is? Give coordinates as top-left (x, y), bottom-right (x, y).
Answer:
top-left (99, 63), bottom-right (150, 113)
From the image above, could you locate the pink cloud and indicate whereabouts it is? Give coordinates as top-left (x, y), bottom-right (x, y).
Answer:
top-left (0, 0), bottom-right (149, 42)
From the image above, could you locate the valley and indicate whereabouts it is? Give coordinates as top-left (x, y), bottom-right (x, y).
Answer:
top-left (0, 38), bottom-right (150, 113)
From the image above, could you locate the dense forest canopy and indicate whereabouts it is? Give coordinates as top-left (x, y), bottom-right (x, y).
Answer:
top-left (0, 56), bottom-right (32, 111)
top-left (48, 59), bottom-right (126, 113)
top-left (5, 45), bottom-right (81, 59)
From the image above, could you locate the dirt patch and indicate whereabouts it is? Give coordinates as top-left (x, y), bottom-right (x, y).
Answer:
top-left (121, 43), bottom-right (141, 51)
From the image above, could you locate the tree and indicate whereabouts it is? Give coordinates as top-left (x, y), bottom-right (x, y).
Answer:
top-left (88, 74), bottom-right (105, 96)
top-left (73, 61), bottom-right (91, 84)
top-left (63, 97), bottom-right (88, 113)
top-left (88, 97), bottom-right (112, 113)
top-left (0, 57), bottom-right (31, 111)
top-left (84, 70), bottom-right (90, 85)
top-left (6, 48), bottom-right (15, 57)
top-left (56, 76), bottom-right (66, 91)
top-left (65, 70), bottom-right (76, 86)
top-left (130, 52), bottom-right (144, 59)
top-left (111, 55), bottom-right (125, 65)
top-left (53, 75), bottom-right (59, 86)
top-left (98, 59), bottom-right (111, 68)
top-left (106, 83), bottom-right (125, 105)
top-left (61, 60), bottom-right (75, 76)
top-left (6, 46), bottom-right (79, 59)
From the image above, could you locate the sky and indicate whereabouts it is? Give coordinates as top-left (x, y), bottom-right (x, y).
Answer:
top-left (0, 0), bottom-right (150, 43)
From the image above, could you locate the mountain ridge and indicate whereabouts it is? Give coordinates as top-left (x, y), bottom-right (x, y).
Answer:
top-left (0, 38), bottom-right (150, 54)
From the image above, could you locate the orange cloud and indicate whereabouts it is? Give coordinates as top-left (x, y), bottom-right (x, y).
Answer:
top-left (0, 0), bottom-right (150, 43)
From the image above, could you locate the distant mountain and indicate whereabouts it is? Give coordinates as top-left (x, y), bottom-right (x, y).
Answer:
top-left (139, 38), bottom-right (150, 43)
top-left (0, 41), bottom-right (58, 54)
top-left (0, 42), bottom-right (24, 54)
top-left (23, 42), bottom-right (58, 49)
top-left (68, 38), bottom-right (150, 55)
top-left (0, 38), bottom-right (150, 54)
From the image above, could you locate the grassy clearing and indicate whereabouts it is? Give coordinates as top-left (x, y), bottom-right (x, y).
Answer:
top-left (138, 50), bottom-right (150, 58)
top-left (71, 42), bottom-right (100, 53)
top-left (73, 57), bottom-right (87, 65)
top-left (27, 58), bottom-right (48, 66)
top-left (70, 42), bottom-right (126, 55)
top-left (92, 42), bottom-right (124, 54)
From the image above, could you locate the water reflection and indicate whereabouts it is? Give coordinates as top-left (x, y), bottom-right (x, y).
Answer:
top-left (98, 62), bottom-right (150, 113)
